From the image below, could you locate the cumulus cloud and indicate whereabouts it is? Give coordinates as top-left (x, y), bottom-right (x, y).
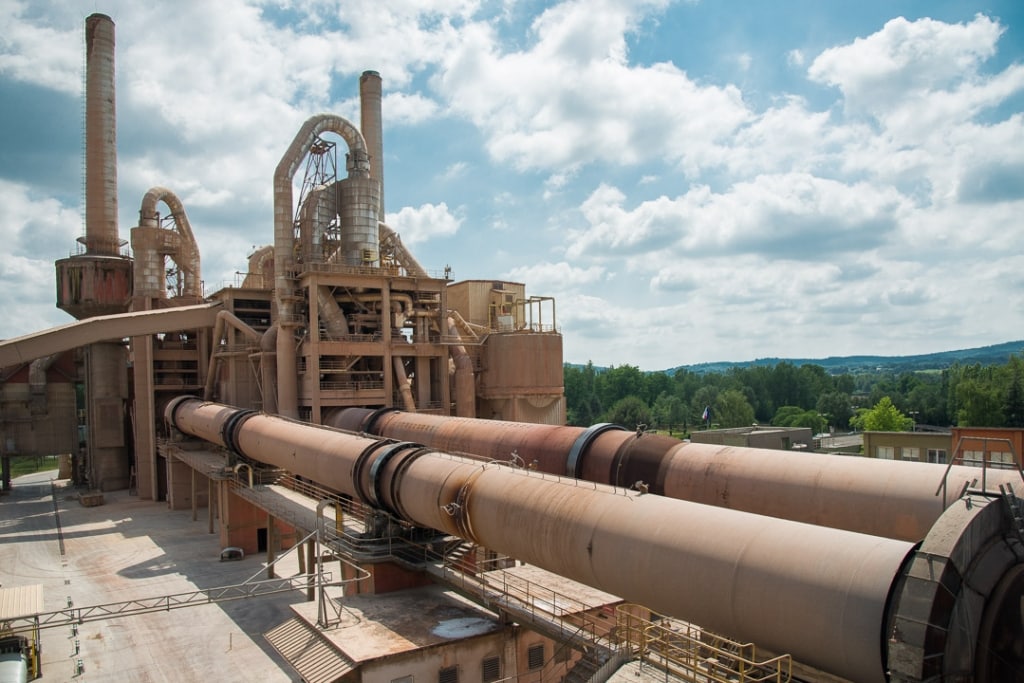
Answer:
top-left (436, 0), bottom-right (750, 173)
top-left (503, 261), bottom-right (605, 290)
top-left (386, 202), bottom-right (463, 244)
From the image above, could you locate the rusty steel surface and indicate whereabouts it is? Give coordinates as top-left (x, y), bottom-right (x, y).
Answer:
top-left (168, 398), bottom-right (912, 683)
top-left (84, 14), bottom-right (119, 256)
top-left (344, 408), bottom-right (1023, 543)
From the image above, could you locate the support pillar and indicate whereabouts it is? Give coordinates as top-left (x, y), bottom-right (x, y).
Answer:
top-left (207, 478), bottom-right (214, 534)
top-left (191, 468), bottom-right (197, 521)
top-left (306, 540), bottom-right (316, 602)
top-left (266, 513), bottom-right (276, 579)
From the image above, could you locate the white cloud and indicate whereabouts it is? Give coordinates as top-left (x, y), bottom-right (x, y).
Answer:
top-left (0, 1), bottom-right (81, 94)
top-left (0, 180), bottom-right (80, 336)
top-left (503, 261), bottom-right (605, 290)
top-left (386, 202), bottom-right (463, 244)
top-left (808, 14), bottom-right (1016, 128)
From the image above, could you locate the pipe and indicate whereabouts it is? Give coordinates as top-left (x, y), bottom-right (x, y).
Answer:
top-left (259, 325), bottom-right (278, 415)
top-left (315, 287), bottom-right (349, 339)
top-left (332, 409), bottom-right (1024, 543)
top-left (84, 14), bottom-right (119, 256)
top-left (241, 246), bottom-right (274, 289)
top-left (379, 223), bottom-right (428, 278)
top-left (274, 113), bottom-right (374, 418)
top-left (392, 357), bottom-right (416, 412)
top-left (165, 399), bottom-right (1024, 683)
top-left (28, 354), bottom-right (59, 413)
top-left (136, 187), bottom-right (202, 298)
top-left (446, 316), bottom-right (475, 418)
top-left (203, 311), bottom-right (263, 401)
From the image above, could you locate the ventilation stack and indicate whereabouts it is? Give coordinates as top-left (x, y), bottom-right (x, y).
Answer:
top-left (54, 13), bottom-right (133, 492)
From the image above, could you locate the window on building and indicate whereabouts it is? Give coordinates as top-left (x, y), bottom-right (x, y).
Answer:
top-left (482, 656), bottom-right (501, 683)
top-left (962, 449), bottom-right (985, 466)
top-left (876, 446), bottom-right (895, 460)
top-left (901, 447), bottom-right (920, 461)
top-left (927, 449), bottom-right (947, 464)
top-left (438, 666), bottom-right (458, 683)
top-left (991, 451), bottom-right (1016, 468)
top-left (527, 643), bottom-right (545, 670)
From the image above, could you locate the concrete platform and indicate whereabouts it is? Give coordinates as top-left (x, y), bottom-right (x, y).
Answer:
top-left (0, 470), bottom-right (308, 681)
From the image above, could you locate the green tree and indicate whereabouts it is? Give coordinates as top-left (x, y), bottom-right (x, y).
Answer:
top-left (691, 386), bottom-right (718, 427)
top-left (596, 364), bottom-right (645, 411)
top-left (564, 362), bottom-right (602, 426)
top-left (850, 396), bottom-right (914, 432)
top-left (714, 389), bottom-right (755, 428)
top-left (605, 396), bottom-right (652, 428)
top-left (816, 391), bottom-right (853, 431)
top-left (652, 393), bottom-right (687, 434)
top-left (772, 405), bottom-right (826, 433)
top-left (1003, 357), bottom-right (1024, 427)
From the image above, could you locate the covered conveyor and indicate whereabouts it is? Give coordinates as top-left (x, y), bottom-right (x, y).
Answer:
top-left (0, 303), bottom-right (222, 368)
top-left (167, 397), bottom-right (1024, 683)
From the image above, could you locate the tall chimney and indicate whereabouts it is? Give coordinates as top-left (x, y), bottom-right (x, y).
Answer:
top-left (359, 70), bottom-right (384, 221)
top-left (84, 13), bottom-right (119, 255)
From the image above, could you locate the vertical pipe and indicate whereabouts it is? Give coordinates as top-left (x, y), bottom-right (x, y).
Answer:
top-left (84, 14), bottom-right (119, 256)
top-left (360, 71), bottom-right (384, 222)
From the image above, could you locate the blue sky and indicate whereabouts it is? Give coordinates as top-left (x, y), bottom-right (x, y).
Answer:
top-left (1, 0), bottom-right (1022, 371)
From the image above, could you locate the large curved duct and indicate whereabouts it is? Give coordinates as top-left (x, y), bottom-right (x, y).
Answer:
top-left (132, 187), bottom-right (202, 298)
top-left (166, 398), bottom-right (1024, 683)
top-left (330, 408), bottom-right (1024, 543)
top-left (241, 246), bottom-right (274, 289)
top-left (379, 223), bottom-right (428, 278)
top-left (274, 114), bottom-right (375, 418)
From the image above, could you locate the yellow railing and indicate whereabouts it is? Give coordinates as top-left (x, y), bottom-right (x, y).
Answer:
top-left (615, 606), bottom-right (791, 683)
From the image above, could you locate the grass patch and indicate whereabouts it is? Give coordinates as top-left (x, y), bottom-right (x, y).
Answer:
top-left (8, 455), bottom-right (62, 478)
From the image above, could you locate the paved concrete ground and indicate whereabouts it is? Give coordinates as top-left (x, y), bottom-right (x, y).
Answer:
top-left (0, 471), bottom-right (307, 682)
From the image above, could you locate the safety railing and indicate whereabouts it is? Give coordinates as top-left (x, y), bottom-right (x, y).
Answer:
top-left (615, 606), bottom-right (791, 683)
top-left (937, 436), bottom-right (1024, 507)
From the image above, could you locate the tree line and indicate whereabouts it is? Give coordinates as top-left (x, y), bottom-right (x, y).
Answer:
top-left (563, 356), bottom-right (1024, 434)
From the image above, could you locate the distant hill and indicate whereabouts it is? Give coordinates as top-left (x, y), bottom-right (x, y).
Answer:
top-left (664, 340), bottom-right (1024, 375)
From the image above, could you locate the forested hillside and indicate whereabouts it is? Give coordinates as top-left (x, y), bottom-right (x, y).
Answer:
top-left (564, 341), bottom-right (1024, 433)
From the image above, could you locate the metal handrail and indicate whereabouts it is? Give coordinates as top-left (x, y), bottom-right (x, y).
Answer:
top-left (615, 606), bottom-right (791, 683)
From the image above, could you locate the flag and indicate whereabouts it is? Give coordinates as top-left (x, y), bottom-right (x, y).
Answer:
top-left (702, 406), bottom-right (710, 421)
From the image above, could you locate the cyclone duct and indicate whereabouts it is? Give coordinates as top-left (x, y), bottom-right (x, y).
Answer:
top-left (131, 187), bottom-right (202, 299)
top-left (166, 398), bottom-right (1024, 683)
top-left (273, 113), bottom-right (375, 417)
top-left (330, 408), bottom-right (1024, 543)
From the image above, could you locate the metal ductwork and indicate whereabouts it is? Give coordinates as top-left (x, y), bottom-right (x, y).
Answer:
top-left (273, 113), bottom-right (375, 418)
top-left (131, 187), bottom-right (202, 298)
top-left (165, 397), bottom-right (1024, 683)
top-left (329, 408), bottom-right (1024, 543)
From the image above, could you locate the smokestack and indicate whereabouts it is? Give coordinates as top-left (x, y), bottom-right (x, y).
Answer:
top-left (359, 70), bottom-right (384, 222)
top-left (84, 13), bottom-right (119, 255)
